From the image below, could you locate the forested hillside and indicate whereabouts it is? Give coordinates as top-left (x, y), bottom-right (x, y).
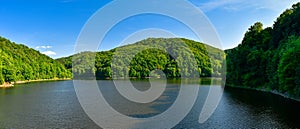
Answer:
top-left (226, 2), bottom-right (300, 98)
top-left (0, 37), bottom-right (72, 85)
top-left (57, 38), bottom-right (226, 79)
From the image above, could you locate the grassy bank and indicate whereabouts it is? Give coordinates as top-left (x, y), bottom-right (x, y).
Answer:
top-left (0, 78), bottom-right (72, 88)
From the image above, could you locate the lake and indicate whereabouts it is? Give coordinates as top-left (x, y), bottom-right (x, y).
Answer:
top-left (0, 80), bottom-right (299, 128)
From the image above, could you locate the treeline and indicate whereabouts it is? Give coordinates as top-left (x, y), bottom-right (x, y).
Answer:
top-left (57, 38), bottom-right (226, 79)
top-left (0, 37), bottom-right (72, 85)
top-left (226, 2), bottom-right (300, 98)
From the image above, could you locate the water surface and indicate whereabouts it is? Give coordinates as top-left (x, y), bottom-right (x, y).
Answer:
top-left (0, 80), bottom-right (299, 128)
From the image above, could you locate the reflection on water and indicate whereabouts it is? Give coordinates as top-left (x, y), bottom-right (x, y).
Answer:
top-left (0, 79), bottom-right (299, 128)
top-left (99, 79), bottom-right (184, 118)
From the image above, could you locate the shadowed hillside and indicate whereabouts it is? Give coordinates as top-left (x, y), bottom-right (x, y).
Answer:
top-left (226, 2), bottom-right (300, 98)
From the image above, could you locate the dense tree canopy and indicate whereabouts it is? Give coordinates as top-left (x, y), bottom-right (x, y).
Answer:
top-left (57, 38), bottom-right (225, 79)
top-left (226, 2), bottom-right (300, 98)
top-left (0, 37), bottom-right (72, 85)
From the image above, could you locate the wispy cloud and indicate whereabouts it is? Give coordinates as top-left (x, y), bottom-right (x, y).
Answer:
top-left (199, 0), bottom-right (244, 12)
top-left (222, 6), bottom-right (239, 12)
top-left (36, 45), bottom-right (52, 49)
top-left (41, 51), bottom-right (57, 56)
top-left (60, 0), bottom-right (73, 3)
top-left (198, 0), bottom-right (299, 12)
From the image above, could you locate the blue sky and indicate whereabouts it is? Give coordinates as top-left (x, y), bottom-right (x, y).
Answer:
top-left (0, 0), bottom-right (299, 58)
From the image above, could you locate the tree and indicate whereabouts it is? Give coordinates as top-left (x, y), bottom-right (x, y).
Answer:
top-left (0, 73), bottom-right (4, 85)
top-left (226, 2), bottom-right (300, 99)
top-left (278, 37), bottom-right (300, 96)
top-left (3, 67), bottom-right (16, 83)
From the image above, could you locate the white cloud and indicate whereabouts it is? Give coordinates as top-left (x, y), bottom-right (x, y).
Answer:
top-left (36, 45), bottom-right (52, 49)
top-left (41, 51), bottom-right (57, 56)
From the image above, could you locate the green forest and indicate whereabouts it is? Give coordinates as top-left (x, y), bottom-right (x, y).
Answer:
top-left (226, 2), bottom-right (300, 98)
top-left (1, 2), bottom-right (299, 101)
top-left (0, 37), bottom-right (72, 85)
top-left (57, 38), bottom-right (226, 79)
top-left (0, 36), bottom-right (225, 85)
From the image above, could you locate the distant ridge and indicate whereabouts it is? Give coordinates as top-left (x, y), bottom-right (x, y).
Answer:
top-left (57, 38), bottom-right (226, 79)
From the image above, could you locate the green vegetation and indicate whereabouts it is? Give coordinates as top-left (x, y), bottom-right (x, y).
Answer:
top-left (226, 2), bottom-right (300, 98)
top-left (0, 37), bottom-right (72, 85)
top-left (57, 38), bottom-right (226, 79)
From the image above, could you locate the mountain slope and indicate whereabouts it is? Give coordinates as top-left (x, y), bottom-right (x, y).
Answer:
top-left (0, 36), bottom-right (72, 85)
top-left (57, 38), bottom-right (226, 79)
top-left (226, 2), bottom-right (300, 98)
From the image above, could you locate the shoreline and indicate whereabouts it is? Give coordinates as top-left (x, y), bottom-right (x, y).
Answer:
top-left (0, 82), bottom-right (14, 88)
top-left (0, 78), bottom-right (72, 88)
top-left (3, 79), bottom-right (298, 102)
top-left (225, 84), bottom-right (300, 102)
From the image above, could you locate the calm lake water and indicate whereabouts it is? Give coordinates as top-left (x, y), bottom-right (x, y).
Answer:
top-left (0, 80), bottom-right (300, 128)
